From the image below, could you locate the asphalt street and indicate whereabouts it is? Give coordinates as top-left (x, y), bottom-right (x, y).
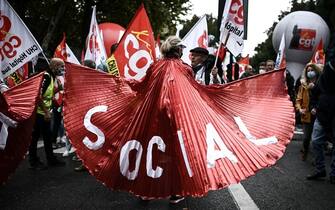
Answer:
top-left (1, 138), bottom-right (335, 210)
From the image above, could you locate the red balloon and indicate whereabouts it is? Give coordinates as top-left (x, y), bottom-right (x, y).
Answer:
top-left (99, 22), bottom-right (125, 57)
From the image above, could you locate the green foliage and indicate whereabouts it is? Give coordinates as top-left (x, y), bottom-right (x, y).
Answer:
top-left (8, 0), bottom-right (190, 57)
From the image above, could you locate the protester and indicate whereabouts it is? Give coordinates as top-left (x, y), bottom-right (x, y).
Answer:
top-left (240, 64), bottom-right (254, 79)
top-left (258, 62), bottom-right (266, 74)
top-left (265, 60), bottom-right (275, 72)
top-left (306, 54), bottom-right (335, 183)
top-left (295, 63), bottom-right (322, 161)
top-left (28, 58), bottom-right (66, 169)
top-left (190, 47), bottom-right (223, 85)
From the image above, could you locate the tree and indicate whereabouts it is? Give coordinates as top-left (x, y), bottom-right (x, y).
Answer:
top-left (7, 0), bottom-right (190, 57)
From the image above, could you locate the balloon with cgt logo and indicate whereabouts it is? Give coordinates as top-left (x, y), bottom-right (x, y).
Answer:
top-left (272, 11), bottom-right (330, 81)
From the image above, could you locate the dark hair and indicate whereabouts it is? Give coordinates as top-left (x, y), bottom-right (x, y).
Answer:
top-left (83, 60), bottom-right (96, 69)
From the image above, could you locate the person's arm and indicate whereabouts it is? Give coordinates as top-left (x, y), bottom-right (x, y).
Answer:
top-left (0, 81), bottom-right (8, 93)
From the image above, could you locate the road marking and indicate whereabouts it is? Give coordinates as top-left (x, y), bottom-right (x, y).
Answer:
top-left (228, 183), bottom-right (259, 210)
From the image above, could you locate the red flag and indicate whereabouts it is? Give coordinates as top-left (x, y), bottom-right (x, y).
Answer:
top-left (216, 43), bottom-right (227, 62)
top-left (54, 33), bottom-right (67, 61)
top-left (310, 39), bottom-right (325, 65)
top-left (109, 4), bottom-right (156, 80)
top-left (238, 54), bottom-right (249, 74)
top-left (64, 61), bottom-right (294, 198)
top-left (0, 73), bottom-right (44, 184)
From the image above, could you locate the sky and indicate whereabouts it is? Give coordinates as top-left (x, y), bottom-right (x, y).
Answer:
top-left (187, 0), bottom-right (292, 56)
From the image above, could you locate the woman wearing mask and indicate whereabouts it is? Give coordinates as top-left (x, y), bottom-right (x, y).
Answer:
top-left (296, 63), bottom-right (323, 161)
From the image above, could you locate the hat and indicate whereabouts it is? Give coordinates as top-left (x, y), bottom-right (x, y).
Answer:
top-left (190, 47), bottom-right (209, 55)
top-left (177, 40), bottom-right (187, 48)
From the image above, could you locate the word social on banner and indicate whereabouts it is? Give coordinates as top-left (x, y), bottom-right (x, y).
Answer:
top-left (0, 0), bottom-right (42, 79)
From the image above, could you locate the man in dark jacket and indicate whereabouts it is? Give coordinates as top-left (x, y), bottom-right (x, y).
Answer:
top-left (190, 47), bottom-right (223, 85)
top-left (307, 49), bottom-right (335, 183)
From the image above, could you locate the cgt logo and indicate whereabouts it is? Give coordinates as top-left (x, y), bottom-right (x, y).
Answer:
top-left (197, 30), bottom-right (208, 48)
top-left (0, 12), bottom-right (22, 61)
top-left (289, 25), bottom-right (316, 51)
top-left (229, 0), bottom-right (244, 25)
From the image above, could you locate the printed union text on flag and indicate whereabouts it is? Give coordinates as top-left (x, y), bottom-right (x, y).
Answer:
top-left (108, 4), bottom-right (156, 81)
top-left (0, 0), bottom-right (43, 80)
top-left (219, 0), bottom-right (246, 57)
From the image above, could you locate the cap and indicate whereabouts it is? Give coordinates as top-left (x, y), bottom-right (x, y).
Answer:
top-left (190, 47), bottom-right (209, 55)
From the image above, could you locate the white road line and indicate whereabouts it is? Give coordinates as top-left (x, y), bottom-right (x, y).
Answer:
top-left (228, 183), bottom-right (259, 210)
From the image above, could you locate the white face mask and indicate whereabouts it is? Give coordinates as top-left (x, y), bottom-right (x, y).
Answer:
top-left (307, 71), bottom-right (316, 79)
top-left (259, 69), bottom-right (266, 74)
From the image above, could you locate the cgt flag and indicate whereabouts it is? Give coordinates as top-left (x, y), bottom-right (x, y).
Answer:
top-left (54, 33), bottom-right (80, 65)
top-left (310, 39), bottom-right (325, 65)
top-left (0, 0), bottom-right (43, 80)
top-left (106, 4), bottom-right (156, 80)
top-left (84, 6), bottom-right (107, 68)
top-left (0, 72), bottom-right (43, 184)
top-left (181, 15), bottom-right (208, 65)
top-left (219, 0), bottom-right (247, 57)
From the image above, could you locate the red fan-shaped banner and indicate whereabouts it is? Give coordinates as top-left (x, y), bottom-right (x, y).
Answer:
top-left (64, 61), bottom-right (294, 198)
top-left (0, 73), bottom-right (43, 184)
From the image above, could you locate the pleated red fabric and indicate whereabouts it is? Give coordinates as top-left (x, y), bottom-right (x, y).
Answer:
top-left (64, 59), bottom-right (295, 198)
top-left (0, 73), bottom-right (43, 184)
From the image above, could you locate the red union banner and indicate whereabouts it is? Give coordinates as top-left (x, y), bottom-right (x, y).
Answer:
top-left (310, 39), bottom-right (325, 65)
top-left (0, 0), bottom-right (43, 80)
top-left (64, 61), bottom-right (294, 198)
top-left (107, 4), bottom-right (156, 80)
top-left (0, 72), bottom-right (43, 184)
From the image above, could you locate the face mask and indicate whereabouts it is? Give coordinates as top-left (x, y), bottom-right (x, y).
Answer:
top-left (307, 71), bottom-right (316, 79)
top-left (55, 66), bottom-right (65, 75)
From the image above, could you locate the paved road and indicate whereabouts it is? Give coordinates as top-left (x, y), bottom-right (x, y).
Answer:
top-left (1, 140), bottom-right (335, 210)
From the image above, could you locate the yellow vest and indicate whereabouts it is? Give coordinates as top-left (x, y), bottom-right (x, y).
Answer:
top-left (37, 72), bottom-right (54, 115)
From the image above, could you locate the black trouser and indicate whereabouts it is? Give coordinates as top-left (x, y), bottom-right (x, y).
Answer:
top-left (29, 113), bottom-right (55, 163)
top-left (52, 108), bottom-right (62, 143)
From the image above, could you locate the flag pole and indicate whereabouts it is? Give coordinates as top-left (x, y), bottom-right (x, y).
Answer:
top-left (214, 32), bottom-right (230, 67)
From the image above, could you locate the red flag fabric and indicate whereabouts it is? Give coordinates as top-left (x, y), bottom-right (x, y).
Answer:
top-left (0, 73), bottom-right (43, 184)
top-left (310, 39), bottom-right (325, 65)
top-left (109, 4), bottom-right (156, 80)
top-left (216, 44), bottom-right (227, 62)
top-left (238, 54), bottom-right (249, 75)
top-left (64, 61), bottom-right (294, 198)
top-left (54, 33), bottom-right (67, 61)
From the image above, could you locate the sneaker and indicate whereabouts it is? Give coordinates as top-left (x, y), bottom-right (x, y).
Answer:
top-left (48, 157), bottom-right (66, 167)
top-left (169, 195), bottom-right (185, 204)
top-left (68, 147), bottom-right (76, 154)
top-left (29, 160), bottom-right (47, 170)
top-left (61, 136), bottom-right (67, 143)
top-left (62, 150), bottom-right (69, 157)
top-left (74, 164), bottom-right (87, 172)
top-left (306, 170), bottom-right (326, 180)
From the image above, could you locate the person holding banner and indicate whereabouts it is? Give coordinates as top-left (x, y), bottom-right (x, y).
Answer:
top-left (29, 58), bottom-right (66, 169)
top-left (190, 47), bottom-right (223, 85)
